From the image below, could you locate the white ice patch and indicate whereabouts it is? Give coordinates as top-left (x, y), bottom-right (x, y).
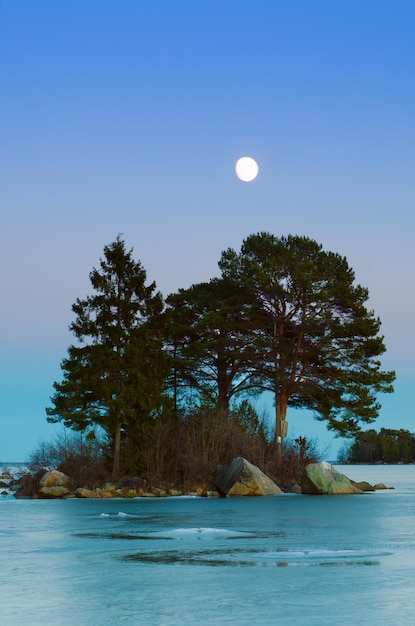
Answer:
top-left (153, 527), bottom-right (250, 539)
top-left (99, 511), bottom-right (136, 519)
top-left (253, 548), bottom-right (392, 562)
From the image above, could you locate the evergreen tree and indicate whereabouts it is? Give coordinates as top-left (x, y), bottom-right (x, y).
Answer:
top-left (165, 277), bottom-right (258, 414)
top-left (46, 236), bottom-right (167, 477)
top-left (219, 232), bottom-right (395, 461)
top-left (348, 428), bottom-right (415, 463)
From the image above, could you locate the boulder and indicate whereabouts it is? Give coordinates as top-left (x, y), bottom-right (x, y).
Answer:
top-left (150, 486), bottom-right (168, 497)
top-left (100, 490), bottom-right (114, 499)
top-left (301, 462), bottom-right (363, 495)
top-left (75, 487), bottom-right (100, 498)
top-left (206, 489), bottom-right (220, 498)
top-left (39, 470), bottom-right (74, 497)
top-left (101, 482), bottom-right (117, 493)
top-left (123, 489), bottom-right (139, 498)
top-left (40, 485), bottom-right (70, 497)
top-left (117, 476), bottom-right (148, 491)
top-left (213, 457), bottom-right (283, 496)
top-left (352, 480), bottom-right (375, 492)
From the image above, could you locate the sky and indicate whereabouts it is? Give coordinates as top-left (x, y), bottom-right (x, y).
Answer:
top-left (1, 0), bottom-right (414, 462)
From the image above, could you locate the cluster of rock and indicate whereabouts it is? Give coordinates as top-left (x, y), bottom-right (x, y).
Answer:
top-left (213, 458), bottom-right (392, 496)
top-left (11, 469), bottom-right (220, 499)
top-left (73, 475), bottom-right (219, 499)
top-left (0, 470), bottom-right (15, 497)
top-left (7, 458), bottom-right (392, 499)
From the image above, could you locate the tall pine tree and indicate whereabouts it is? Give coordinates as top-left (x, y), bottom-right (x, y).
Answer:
top-left (165, 278), bottom-right (258, 414)
top-left (46, 236), bottom-right (167, 477)
top-left (219, 232), bottom-right (395, 462)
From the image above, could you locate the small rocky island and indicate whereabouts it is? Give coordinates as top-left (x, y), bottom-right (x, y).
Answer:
top-left (2, 458), bottom-right (392, 499)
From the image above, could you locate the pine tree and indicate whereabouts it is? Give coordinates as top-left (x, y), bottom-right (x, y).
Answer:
top-left (165, 277), bottom-right (258, 414)
top-left (219, 232), bottom-right (395, 462)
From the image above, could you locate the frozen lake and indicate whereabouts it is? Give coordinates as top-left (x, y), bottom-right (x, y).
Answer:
top-left (1, 465), bottom-right (414, 625)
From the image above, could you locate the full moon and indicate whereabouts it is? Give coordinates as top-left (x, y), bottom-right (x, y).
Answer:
top-left (235, 156), bottom-right (259, 182)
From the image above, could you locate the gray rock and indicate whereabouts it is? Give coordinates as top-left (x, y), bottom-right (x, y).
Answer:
top-left (301, 462), bottom-right (363, 495)
top-left (213, 457), bottom-right (283, 496)
top-left (116, 476), bottom-right (148, 491)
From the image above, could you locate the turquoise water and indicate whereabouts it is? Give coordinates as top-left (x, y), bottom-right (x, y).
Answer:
top-left (1, 465), bottom-right (414, 625)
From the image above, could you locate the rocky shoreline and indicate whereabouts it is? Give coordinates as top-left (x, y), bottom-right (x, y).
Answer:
top-left (1, 458), bottom-right (393, 500)
top-left (1, 469), bottom-right (219, 499)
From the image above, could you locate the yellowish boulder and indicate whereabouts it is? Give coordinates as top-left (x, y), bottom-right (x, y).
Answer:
top-left (39, 470), bottom-right (74, 498)
top-left (214, 457), bottom-right (283, 496)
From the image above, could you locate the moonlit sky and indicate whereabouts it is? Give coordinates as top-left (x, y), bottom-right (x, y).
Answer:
top-left (1, 1), bottom-right (414, 462)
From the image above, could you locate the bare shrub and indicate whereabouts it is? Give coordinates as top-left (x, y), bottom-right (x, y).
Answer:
top-left (26, 411), bottom-right (326, 491)
top-left (122, 403), bottom-right (272, 489)
top-left (26, 428), bottom-right (110, 487)
top-left (271, 435), bottom-right (324, 489)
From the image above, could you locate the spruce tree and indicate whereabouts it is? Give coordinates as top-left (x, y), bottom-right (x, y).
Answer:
top-left (46, 236), bottom-right (167, 477)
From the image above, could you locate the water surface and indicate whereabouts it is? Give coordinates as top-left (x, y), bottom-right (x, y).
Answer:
top-left (1, 465), bottom-right (414, 625)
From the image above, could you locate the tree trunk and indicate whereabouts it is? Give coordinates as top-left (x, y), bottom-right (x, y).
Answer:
top-left (218, 386), bottom-right (230, 416)
top-left (112, 424), bottom-right (121, 478)
top-left (217, 354), bottom-right (230, 416)
top-left (275, 394), bottom-right (288, 467)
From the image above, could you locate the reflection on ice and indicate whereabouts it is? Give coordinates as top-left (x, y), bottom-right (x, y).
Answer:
top-left (121, 545), bottom-right (390, 567)
top-left (253, 548), bottom-right (393, 563)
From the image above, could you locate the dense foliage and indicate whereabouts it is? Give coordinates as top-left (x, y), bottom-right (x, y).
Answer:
top-left (219, 233), bottom-right (395, 456)
top-left (342, 428), bottom-right (415, 464)
top-left (46, 236), bottom-right (169, 476)
top-left (46, 233), bottom-right (395, 480)
top-left (164, 278), bottom-right (258, 413)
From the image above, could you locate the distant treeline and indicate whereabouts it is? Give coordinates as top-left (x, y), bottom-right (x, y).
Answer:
top-left (342, 428), bottom-right (415, 464)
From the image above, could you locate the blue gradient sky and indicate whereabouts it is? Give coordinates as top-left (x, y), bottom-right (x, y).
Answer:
top-left (1, 1), bottom-right (414, 461)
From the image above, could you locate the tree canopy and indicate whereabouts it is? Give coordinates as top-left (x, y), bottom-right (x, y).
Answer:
top-left (218, 232), bottom-right (395, 454)
top-left (164, 277), bottom-right (258, 414)
top-left (47, 231), bottom-right (395, 474)
top-left (46, 236), bottom-right (168, 477)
